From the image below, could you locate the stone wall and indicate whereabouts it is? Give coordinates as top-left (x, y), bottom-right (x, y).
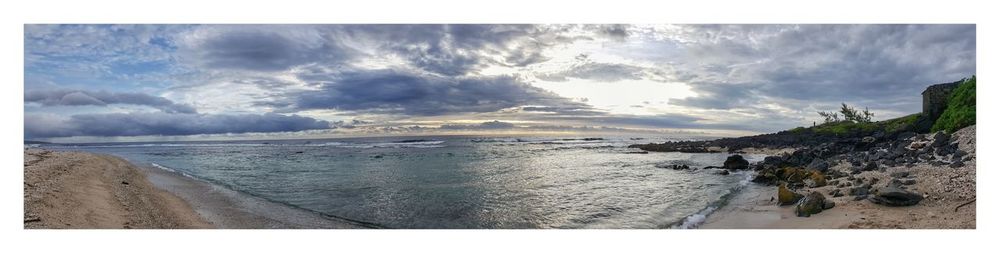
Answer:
top-left (922, 81), bottom-right (961, 120)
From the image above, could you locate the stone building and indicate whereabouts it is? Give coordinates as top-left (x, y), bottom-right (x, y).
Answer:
top-left (922, 80), bottom-right (962, 120)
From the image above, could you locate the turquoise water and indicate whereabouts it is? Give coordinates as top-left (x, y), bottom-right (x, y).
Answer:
top-left (46, 135), bottom-right (764, 228)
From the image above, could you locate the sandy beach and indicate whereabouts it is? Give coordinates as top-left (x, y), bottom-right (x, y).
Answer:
top-left (24, 148), bottom-right (367, 229)
top-left (23, 149), bottom-right (211, 228)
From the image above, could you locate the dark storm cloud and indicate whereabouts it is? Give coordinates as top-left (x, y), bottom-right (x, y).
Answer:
top-left (180, 25), bottom-right (581, 76)
top-left (180, 26), bottom-right (353, 72)
top-left (288, 69), bottom-right (589, 116)
top-left (341, 24), bottom-right (577, 75)
top-left (24, 112), bottom-right (331, 138)
top-left (668, 24), bottom-right (975, 111)
top-left (24, 90), bottom-right (198, 113)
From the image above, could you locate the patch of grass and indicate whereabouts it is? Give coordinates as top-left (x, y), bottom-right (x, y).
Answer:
top-left (812, 121), bottom-right (879, 136)
top-left (788, 112), bottom-right (921, 138)
top-left (880, 113), bottom-right (920, 133)
top-left (933, 75), bottom-right (976, 133)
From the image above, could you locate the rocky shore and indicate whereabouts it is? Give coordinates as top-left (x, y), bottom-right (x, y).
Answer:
top-left (693, 125), bottom-right (976, 228)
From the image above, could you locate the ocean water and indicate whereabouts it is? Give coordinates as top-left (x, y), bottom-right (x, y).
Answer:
top-left (44, 135), bottom-right (765, 229)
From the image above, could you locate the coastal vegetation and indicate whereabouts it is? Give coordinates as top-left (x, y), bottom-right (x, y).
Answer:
top-left (932, 75), bottom-right (976, 133)
top-left (817, 103), bottom-right (874, 124)
top-left (809, 112), bottom-right (919, 137)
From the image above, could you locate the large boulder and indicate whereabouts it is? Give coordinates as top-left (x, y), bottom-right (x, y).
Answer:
top-left (806, 158), bottom-right (830, 172)
top-left (723, 154), bottom-right (750, 170)
top-left (781, 167), bottom-right (811, 184)
top-left (795, 191), bottom-right (830, 217)
top-left (778, 184), bottom-right (803, 206)
top-left (804, 170), bottom-right (827, 188)
top-left (931, 132), bottom-right (951, 147)
top-left (869, 185), bottom-right (924, 206)
top-left (752, 168), bottom-right (780, 185)
top-left (762, 156), bottom-right (784, 167)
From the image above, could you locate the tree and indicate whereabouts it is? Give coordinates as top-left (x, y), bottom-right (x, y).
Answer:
top-left (818, 103), bottom-right (874, 124)
top-left (817, 111), bottom-right (840, 123)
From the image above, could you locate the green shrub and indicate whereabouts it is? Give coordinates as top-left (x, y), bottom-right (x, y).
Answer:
top-left (880, 113), bottom-right (920, 133)
top-left (813, 121), bottom-right (878, 136)
top-left (788, 126), bottom-right (808, 134)
top-left (932, 76), bottom-right (976, 132)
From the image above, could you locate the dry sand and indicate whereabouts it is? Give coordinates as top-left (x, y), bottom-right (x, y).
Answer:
top-left (702, 125), bottom-right (976, 229)
top-left (24, 149), bottom-right (211, 229)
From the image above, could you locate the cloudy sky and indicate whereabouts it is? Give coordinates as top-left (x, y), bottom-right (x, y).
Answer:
top-left (24, 24), bottom-right (975, 142)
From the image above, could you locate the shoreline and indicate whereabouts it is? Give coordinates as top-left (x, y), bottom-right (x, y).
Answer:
top-left (700, 126), bottom-right (977, 229)
top-left (24, 149), bottom-right (367, 229)
top-left (138, 160), bottom-right (370, 228)
top-left (701, 167), bottom-right (976, 229)
top-left (24, 149), bottom-right (211, 229)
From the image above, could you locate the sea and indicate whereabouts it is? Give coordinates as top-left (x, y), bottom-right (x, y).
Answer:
top-left (41, 135), bottom-right (765, 229)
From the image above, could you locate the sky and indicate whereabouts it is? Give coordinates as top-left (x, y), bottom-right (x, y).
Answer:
top-left (23, 24), bottom-right (975, 142)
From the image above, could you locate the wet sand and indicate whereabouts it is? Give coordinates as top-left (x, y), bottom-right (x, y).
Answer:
top-left (24, 149), bottom-right (367, 229)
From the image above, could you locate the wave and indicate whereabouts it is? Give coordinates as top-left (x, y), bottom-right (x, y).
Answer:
top-left (150, 162), bottom-right (203, 181)
top-left (671, 170), bottom-right (755, 229)
top-left (470, 138), bottom-right (530, 143)
top-left (308, 140), bottom-right (445, 148)
top-left (70, 140), bottom-right (447, 149)
top-left (471, 137), bottom-right (607, 145)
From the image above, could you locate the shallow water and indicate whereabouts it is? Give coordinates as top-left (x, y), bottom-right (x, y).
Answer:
top-left (47, 135), bottom-right (764, 229)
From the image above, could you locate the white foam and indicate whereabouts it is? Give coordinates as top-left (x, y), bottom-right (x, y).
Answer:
top-left (674, 206), bottom-right (717, 229)
top-left (150, 163), bottom-right (200, 180)
top-left (673, 169), bottom-right (756, 229)
top-left (151, 163), bottom-right (176, 173)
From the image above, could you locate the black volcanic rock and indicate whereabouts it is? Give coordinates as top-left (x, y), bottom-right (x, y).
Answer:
top-left (869, 185), bottom-right (924, 206)
top-left (723, 155), bottom-right (750, 170)
top-left (807, 158), bottom-right (830, 172)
